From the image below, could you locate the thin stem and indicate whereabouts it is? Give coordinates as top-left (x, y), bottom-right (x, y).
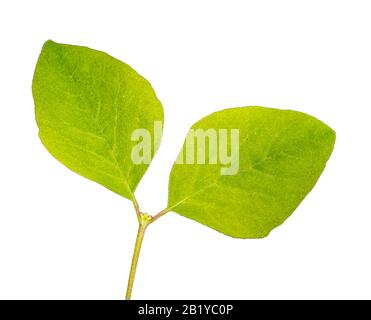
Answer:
top-left (131, 195), bottom-right (140, 221)
top-left (151, 197), bottom-right (190, 224)
top-left (150, 208), bottom-right (170, 224)
top-left (125, 202), bottom-right (170, 299)
top-left (125, 215), bottom-right (150, 300)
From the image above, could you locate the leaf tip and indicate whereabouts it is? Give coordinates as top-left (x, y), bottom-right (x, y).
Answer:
top-left (323, 123), bottom-right (336, 156)
top-left (43, 39), bottom-right (57, 46)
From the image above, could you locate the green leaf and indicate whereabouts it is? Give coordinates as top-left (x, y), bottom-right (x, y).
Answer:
top-left (168, 107), bottom-right (335, 238)
top-left (32, 40), bottom-right (164, 200)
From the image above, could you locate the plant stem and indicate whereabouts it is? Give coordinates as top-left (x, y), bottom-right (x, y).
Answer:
top-left (125, 204), bottom-right (170, 299)
top-left (125, 214), bottom-right (150, 300)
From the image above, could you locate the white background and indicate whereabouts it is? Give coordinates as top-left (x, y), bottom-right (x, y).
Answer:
top-left (0, 0), bottom-right (370, 300)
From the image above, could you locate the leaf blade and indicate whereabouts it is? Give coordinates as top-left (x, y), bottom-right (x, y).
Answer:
top-left (168, 106), bottom-right (335, 238)
top-left (33, 40), bottom-right (164, 200)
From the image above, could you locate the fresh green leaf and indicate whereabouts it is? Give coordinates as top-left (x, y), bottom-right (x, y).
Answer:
top-left (168, 107), bottom-right (335, 238)
top-left (32, 40), bottom-right (164, 200)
